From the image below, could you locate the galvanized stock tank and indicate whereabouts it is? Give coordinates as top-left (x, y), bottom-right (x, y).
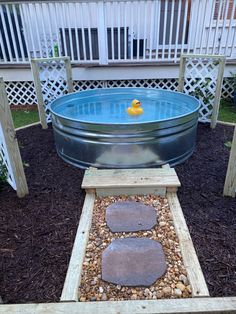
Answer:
top-left (50, 88), bottom-right (200, 169)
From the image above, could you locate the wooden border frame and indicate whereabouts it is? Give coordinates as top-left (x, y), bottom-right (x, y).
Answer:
top-left (178, 53), bottom-right (226, 129)
top-left (0, 77), bottom-right (28, 197)
top-left (224, 126), bottom-right (236, 197)
top-left (0, 297), bottom-right (235, 314)
top-left (0, 167), bottom-right (235, 313)
top-left (60, 192), bottom-right (96, 301)
top-left (61, 167), bottom-right (208, 302)
top-left (31, 57), bottom-right (73, 129)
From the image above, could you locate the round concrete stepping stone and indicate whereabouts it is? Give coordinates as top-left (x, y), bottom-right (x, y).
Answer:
top-left (102, 238), bottom-right (167, 286)
top-left (106, 201), bottom-right (157, 232)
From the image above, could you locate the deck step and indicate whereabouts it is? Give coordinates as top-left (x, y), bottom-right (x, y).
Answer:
top-left (82, 168), bottom-right (181, 196)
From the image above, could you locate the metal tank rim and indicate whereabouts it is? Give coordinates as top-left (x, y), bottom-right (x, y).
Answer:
top-left (49, 87), bottom-right (200, 125)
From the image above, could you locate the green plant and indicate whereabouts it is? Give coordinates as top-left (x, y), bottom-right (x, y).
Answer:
top-left (0, 158), bottom-right (7, 190)
top-left (230, 71), bottom-right (236, 90)
top-left (189, 78), bottom-right (214, 106)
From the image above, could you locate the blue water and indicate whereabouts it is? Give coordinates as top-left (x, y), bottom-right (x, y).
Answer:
top-left (51, 89), bottom-right (199, 124)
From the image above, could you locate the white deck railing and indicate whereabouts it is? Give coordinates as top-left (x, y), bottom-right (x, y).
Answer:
top-left (0, 0), bottom-right (236, 65)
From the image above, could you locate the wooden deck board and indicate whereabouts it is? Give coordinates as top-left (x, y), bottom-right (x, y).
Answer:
top-left (82, 168), bottom-right (181, 189)
top-left (167, 192), bottom-right (209, 297)
top-left (0, 297), bottom-right (235, 314)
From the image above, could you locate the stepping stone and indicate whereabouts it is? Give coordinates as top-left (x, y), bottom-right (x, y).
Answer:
top-left (102, 238), bottom-right (167, 286)
top-left (106, 201), bottom-right (157, 232)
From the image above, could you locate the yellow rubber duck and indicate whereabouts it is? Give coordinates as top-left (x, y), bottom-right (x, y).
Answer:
top-left (127, 99), bottom-right (143, 115)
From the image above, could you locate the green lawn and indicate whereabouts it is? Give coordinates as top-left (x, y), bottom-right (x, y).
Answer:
top-left (218, 100), bottom-right (236, 123)
top-left (11, 110), bottom-right (39, 129)
top-left (10, 99), bottom-right (236, 129)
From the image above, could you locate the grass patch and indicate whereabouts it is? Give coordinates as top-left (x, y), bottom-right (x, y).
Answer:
top-left (219, 99), bottom-right (236, 123)
top-left (11, 110), bottom-right (39, 129)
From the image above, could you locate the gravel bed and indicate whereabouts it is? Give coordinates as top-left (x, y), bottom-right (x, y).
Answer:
top-left (79, 195), bottom-right (192, 302)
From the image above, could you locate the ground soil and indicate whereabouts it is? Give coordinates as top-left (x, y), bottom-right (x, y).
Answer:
top-left (0, 123), bottom-right (235, 304)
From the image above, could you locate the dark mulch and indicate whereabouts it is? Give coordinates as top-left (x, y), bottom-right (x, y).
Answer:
top-left (176, 123), bottom-right (236, 297)
top-left (0, 123), bottom-right (235, 304)
top-left (0, 125), bottom-right (85, 304)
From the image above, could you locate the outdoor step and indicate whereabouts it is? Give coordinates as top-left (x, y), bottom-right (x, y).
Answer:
top-left (82, 167), bottom-right (180, 196)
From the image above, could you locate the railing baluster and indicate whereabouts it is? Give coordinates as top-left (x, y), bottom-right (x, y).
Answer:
top-left (149, 0), bottom-right (155, 60)
top-left (54, 3), bottom-right (62, 57)
top-left (155, 0), bottom-right (161, 60)
top-left (124, 1), bottom-right (127, 60)
top-left (219, 0), bottom-right (230, 55)
top-left (78, 2), bottom-right (86, 61)
top-left (6, 4), bottom-right (19, 61)
top-left (174, 0), bottom-right (182, 62)
top-left (199, 0), bottom-right (208, 54)
top-left (143, 1), bottom-right (148, 60)
top-left (212, 0), bottom-right (223, 54)
top-left (130, 0), bottom-right (134, 61)
top-left (0, 5), bottom-right (13, 61)
top-left (230, 4), bottom-right (236, 57)
top-left (25, 4), bottom-right (37, 58)
top-left (192, 0), bottom-right (201, 54)
top-left (73, 3), bottom-right (80, 61)
top-left (19, 4), bottom-right (30, 61)
top-left (12, 4), bottom-right (26, 62)
top-left (206, 0), bottom-right (215, 54)
top-left (168, 0), bottom-right (175, 60)
top-left (46, 2), bottom-right (55, 58)
top-left (181, 0), bottom-right (189, 55)
top-left (136, 1), bottom-right (141, 61)
top-left (0, 30), bottom-right (7, 62)
top-left (117, 2), bottom-right (121, 61)
top-left (162, 0), bottom-right (168, 60)
top-left (40, 3), bottom-right (49, 58)
top-left (225, 0), bottom-right (236, 57)
top-left (86, 2), bottom-right (93, 61)
top-left (65, 3), bottom-right (75, 61)
top-left (33, 4), bottom-right (43, 58)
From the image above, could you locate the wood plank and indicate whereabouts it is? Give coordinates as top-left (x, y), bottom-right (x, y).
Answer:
top-left (0, 77), bottom-right (28, 197)
top-left (210, 57), bottom-right (226, 129)
top-left (60, 192), bottom-right (95, 301)
top-left (16, 121), bottom-right (41, 131)
top-left (0, 297), bottom-right (236, 314)
top-left (96, 187), bottom-right (166, 197)
top-left (167, 192), bottom-right (209, 297)
top-left (224, 126), bottom-right (236, 197)
top-left (82, 168), bottom-right (181, 189)
top-left (30, 59), bottom-right (48, 129)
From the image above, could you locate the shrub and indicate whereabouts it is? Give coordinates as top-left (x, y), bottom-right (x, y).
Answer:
top-left (0, 158), bottom-right (7, 190)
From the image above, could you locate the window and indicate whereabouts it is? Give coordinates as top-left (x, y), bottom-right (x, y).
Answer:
top-left (214, 0), bottom-right (236, 20)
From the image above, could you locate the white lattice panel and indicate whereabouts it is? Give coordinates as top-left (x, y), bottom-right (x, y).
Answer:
top-left (5, 78), bottom-right (233, 106)
top-left (5, 81), bottom-right (36, 105)
top-left (0, 123), bottom-right (16, 190)
top-left (36, 59), bottom-right (70, 123)
top-left (182, 56), bottom-right (225, 122)
top-left (222, 77), bottom-right (235, 100)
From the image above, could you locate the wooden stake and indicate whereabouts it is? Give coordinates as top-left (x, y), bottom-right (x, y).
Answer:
top-left (224, 126), bottom-right (236, 197)
top-left (0, 77), bottom-right (29, 197)
top-left (210, 57), bottom-right (226, 129)
top-left (31, 59), bottom-right (48, 129)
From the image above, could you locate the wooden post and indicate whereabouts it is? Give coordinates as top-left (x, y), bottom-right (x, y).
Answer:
top-left (0, 78), bottom-right (29, 198)
top-left (210, 57), bottom-right (226, 129)
top-left (64, 57), bottom-right (74, 93)
top-left (31, 59), bottom-right (48, 129)
top-left (224, 126), bottom-right (236, 197)
top-left (178, 55), bottom-right (186, 92)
